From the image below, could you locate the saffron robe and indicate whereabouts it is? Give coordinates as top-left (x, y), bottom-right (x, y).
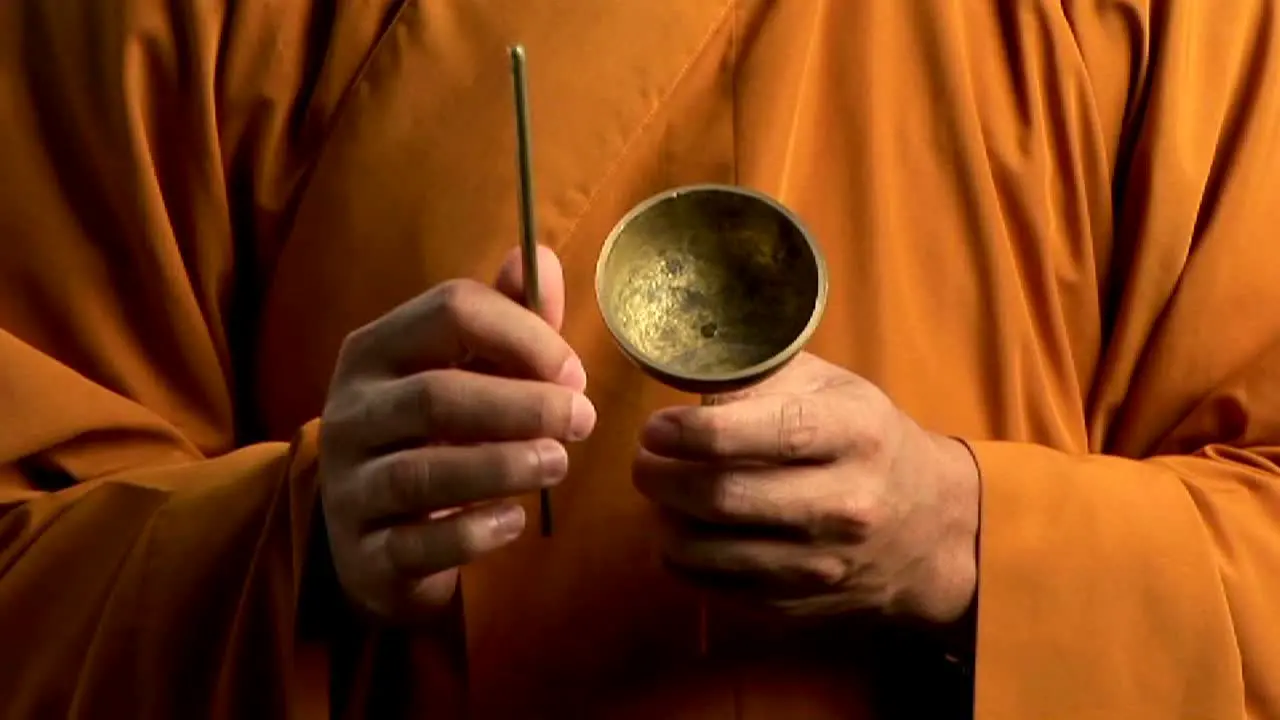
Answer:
top-left (2, 0), bottom-right (1279, 718)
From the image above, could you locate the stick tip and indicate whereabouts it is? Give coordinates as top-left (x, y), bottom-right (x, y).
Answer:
top-left (510, 44), bottom-right (526, 63)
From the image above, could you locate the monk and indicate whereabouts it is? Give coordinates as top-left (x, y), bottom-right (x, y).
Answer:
top-left (2, 0), bottom-right (1278, 718)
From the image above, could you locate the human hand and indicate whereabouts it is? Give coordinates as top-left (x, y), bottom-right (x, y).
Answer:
top-left (633, 353), bottom-right (979, 626)
top-left (318, 246), bottom-right (596, 622)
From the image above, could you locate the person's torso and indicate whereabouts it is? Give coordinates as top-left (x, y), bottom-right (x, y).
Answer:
top-left (251, 1), bottom-right (1133, 716)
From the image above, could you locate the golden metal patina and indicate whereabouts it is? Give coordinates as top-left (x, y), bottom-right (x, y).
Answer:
top-left (595, 184), bottom-right (828, 395)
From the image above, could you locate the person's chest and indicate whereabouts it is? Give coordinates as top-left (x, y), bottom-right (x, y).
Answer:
top-left (255, 1), bottom-right (1125, 715)
top-left (258, 0), bottom-right (1120, 450)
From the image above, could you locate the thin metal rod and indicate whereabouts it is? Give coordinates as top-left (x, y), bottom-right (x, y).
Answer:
top-left (510, 44), bottom-right (552, 538)
top-left (697, 394), bottom-right (716, 654)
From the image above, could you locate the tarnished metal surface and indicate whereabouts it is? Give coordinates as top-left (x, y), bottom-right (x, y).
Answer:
top-left (596, 185), bottom-right (828, 394)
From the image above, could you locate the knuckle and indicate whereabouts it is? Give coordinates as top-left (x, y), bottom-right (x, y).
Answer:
top-left (533, 392), bottom-right (555, 434)
top-left (708, 469), bottom-right (745, 517)
top-left (777, 396), bottom-right (819, 459)
top-left (548, 345), bottom-right (576, 380)
top-left (335, 324), bottom-right (376, 370)
top-left (821, 491), bottom-right (879, 542)
top-left (535, 387), bottom-right (572, 437)
top-left (319, 480), bottom-right (356, 530)
top-left (453, 514), bottom-right (494, 559)
top-left (433, 278), bottom-right (484, 324)
top-left (384, 454), bottom-right (432, 512)
top-left (322, 389), bottom-right (378, 450)
top-left (803, 555), bottom-right (853, 589)
top-left (383, 527), bottom-right (422, 574)
top-left (500, 444), bottom-right (539, 490)
top-left (693, 413), bottom-right (730, 455)
top-left (413, 374), bottom-right (446, 436)
top-left (848, 420), bottom-right (886, 459)
top-left (355, 390), bottom-right (385, 439)
top-left (317, 407), bottom-right (348, 452)
top-left (845, 394), bottom-right (893, 455)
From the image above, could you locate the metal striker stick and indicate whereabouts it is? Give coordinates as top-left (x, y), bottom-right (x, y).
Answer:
top-left (698, 394), bottom-right (716, 655)
top-left (510, 45), bottom-right (553, 538)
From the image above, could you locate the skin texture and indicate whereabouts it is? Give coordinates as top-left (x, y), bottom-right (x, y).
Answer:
top-left (634, 353), bottom-right (980, 628)
top-left (321, 249), bottom-right (981, 637)
top-left (319, 246), bottom-right (597, 621)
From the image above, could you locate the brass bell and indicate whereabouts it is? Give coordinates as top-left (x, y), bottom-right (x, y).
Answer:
top-left (595, 184), bottom-right (828, 395)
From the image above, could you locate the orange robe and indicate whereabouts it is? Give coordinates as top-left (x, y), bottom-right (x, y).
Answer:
top-left (2, 1), bottom-right (1279, 717)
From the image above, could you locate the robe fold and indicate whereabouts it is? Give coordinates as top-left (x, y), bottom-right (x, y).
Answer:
top-left (2, 0), bottom-right (1278, 718)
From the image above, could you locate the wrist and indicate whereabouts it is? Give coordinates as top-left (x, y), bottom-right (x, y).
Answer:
top-left (935, 435), bottom-right (980, 671)
top-left (917, 432), bottom-right (981, 626)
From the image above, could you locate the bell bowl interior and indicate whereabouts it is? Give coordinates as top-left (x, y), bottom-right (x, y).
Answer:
top-left (596, 185), bottom-right (826, 385)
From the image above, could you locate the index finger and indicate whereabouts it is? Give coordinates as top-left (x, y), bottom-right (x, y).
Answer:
top-left (632, 451), bottom-right (816, 530)
top-left (338, 277), bottom-right (584, 389)
top-left (494, 244), bottom-right (565, 330)
top-left (640, 394), bottom-right (851, 463)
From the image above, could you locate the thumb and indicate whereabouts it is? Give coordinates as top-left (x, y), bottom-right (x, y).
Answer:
top-left (494, 244), bottom-right (566, 331)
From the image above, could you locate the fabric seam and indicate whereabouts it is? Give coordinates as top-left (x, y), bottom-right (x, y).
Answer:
top-left (554, 0), bottom-right (740, 253)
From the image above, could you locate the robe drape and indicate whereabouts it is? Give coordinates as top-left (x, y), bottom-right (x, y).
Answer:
top-left (2, 1), bottom-right (1278, 717)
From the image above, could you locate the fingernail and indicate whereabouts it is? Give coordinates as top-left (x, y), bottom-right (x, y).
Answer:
top-left (569, 393), bottom-right (597, 441)
top-left (556, 356), bottom-right (588, 391)
top-left (535, 439), bottom-right (569, 483)
top-left (494, 504), bottom-right (526, 540)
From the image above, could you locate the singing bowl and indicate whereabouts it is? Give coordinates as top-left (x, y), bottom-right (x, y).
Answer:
top-left (595, 184), bottom-right (828, 395)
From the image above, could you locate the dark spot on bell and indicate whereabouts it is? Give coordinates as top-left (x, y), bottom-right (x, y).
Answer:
top-left (663, 256), bottom-right (684, 275)
top-left (700, 322), bottom-right (718, 339)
